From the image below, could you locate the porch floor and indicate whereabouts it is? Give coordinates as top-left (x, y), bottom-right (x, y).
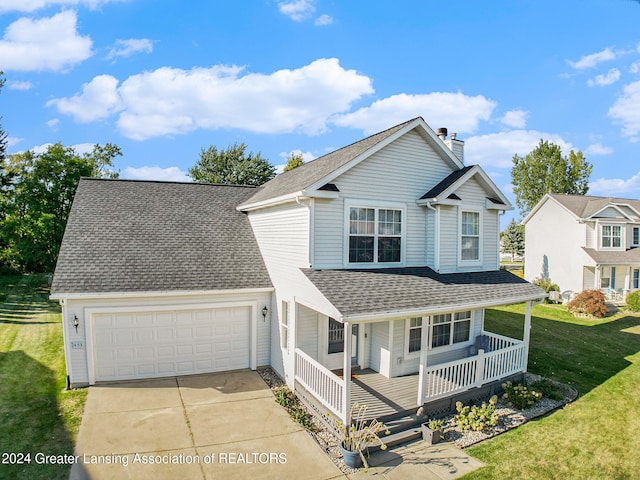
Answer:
top-left (349, 369), bottom-right (419, 420)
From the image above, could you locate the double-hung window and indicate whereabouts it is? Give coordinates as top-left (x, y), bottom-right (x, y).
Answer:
top-left (430, 311), bottom-right (472, 349)
top-left (633, 227), bottom-right (640, 247)
top-left (348, 207), bottom-right (402, 264)
top-left (601, 225), bottom-right (621, 248)
top-left (461, 211), bottom-right (480, 262)
top-left (406, 318), bottom-right (423, 355)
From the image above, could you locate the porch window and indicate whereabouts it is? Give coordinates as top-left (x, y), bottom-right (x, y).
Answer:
top-left (601, 225), bottom-right (621, 248)
top-left (348, 207), bottom-right (402, 264)
top-left (600, 267), bottom-right (611, 289)
top-left (634, 269), bottom-right (639, 289)
top-left (461, 211), bottom-right (480, 261)
top-left (407, 317), bottom-right (422, 354)
top-left (327, 318), bottom-right (344, 354)
top-left (280, 301), bottom-right (289, 351)
top-left (633, 227), bottom-right (640, 246)
top-left (430, 311), bottom-right (472, 348)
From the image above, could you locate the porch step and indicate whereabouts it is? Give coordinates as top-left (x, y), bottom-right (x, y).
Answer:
top-left (370, 413), bottom-right (423, 451)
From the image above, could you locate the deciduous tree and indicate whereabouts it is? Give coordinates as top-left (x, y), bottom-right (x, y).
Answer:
top-left (283, 152), bottom-right (305, 172)
top-left (189, 142), bottom-right (275, 186)
top-left (511, 140), bottom-right (592, 217)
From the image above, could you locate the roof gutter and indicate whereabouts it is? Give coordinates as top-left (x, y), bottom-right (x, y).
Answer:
top-left (49, 286), bottom-right (275, 301)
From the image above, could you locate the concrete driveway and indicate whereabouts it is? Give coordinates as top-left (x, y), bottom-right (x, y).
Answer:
top-left (71, 370), bottom-right (344, 480)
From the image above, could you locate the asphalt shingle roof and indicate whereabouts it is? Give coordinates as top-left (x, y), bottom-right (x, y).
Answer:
top-left (302, 267), bottom-right (544, 318)
top-left (241, 118), bottom-right (416, 206)
top-left (582, 247), bottom-right (640, 264)
top-left (549, 193), bottom-right (640, 219)
top-left (419, 165), bottom-right (474, 200)
top-left (51, 178), bottom-right (272, 295)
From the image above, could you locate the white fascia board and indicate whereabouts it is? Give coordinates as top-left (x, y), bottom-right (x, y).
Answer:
top-left (236, 192), bottom-right (303, 211)
top-left (50, 287), bottom-right (274, 301)
top-left (588, 204), bottom-right (633, 222)
top-left (341, 292), bottom-right (547, 323)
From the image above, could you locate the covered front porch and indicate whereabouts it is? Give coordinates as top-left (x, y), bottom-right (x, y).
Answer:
top-left (591, 264), bottom-right (640, 301)
top-left (293, 306), bottom-right (533, 423)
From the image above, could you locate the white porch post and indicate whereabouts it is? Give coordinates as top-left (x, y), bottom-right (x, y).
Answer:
top-left (595, 266), bottom-right (601, 290)
top-left (625, 266), bottom-right (631, 297)
top-left (417, 317), bottom-right (429, 405)
top-left (523, 300), bottom-right (533, 372)
top-left (342, 320), bottom-right (351, 422)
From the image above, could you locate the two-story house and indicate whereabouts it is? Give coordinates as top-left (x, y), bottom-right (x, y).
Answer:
top-left (51, 117), bottom-right (544, 422)
top-left (523, 193), bottom-right (640, 300)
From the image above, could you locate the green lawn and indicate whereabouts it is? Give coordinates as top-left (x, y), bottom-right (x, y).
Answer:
top-left (0, 274), bottom-right (87, 480)
top-left (464, 304), bottom-right (640, 479)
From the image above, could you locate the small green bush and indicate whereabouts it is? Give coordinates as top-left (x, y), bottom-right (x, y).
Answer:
top-left (533, 277), bottom-right (560, 293)
top-left (566, 289), bottom-right (608, 318)
top-left (625, 291), bottom-right (640, 312)
top-left (273, 385), bottom-right (318, 431)
top-left (502, 381), bottom-right (542, 409)
top-left (454, 396), bottom-right (499, 431)
top-left (530, 378), bottom-right (564, 401)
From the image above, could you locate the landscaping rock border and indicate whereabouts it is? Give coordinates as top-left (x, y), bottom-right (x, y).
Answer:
top-left (257, 368), bottom-right (578, 473)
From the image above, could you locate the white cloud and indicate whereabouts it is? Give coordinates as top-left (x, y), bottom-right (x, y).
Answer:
top-left (609, 80), bottom-right (640, 139)
top-left (584, 143), bottom-right (613, 155)
top-left (106, 38), bottom-right (153, 60)
top-left (47, 118), bottom-right (60, 129)
top-left (567, 47), bottom-right (616, 70)
top-left (590, 171), bottom-right (640, 196)
top-left (587, 68), bottom-right (621, 87)
top-left (630, 61), bottom-right (640, 74)
top-left (464, 130), bottom-right (574, 169)
top-left (46, 74), bottom-right (121, 122)
top-left (49, 58), bottom-right (374, 140)
top-left (6, 136), bottom-right (23, 147)
top-left (123, 166), bottom-right (191, 182)
top-left (0, 0), bottom-right (119, 13)
top-left (500, 110), bottom-right (529, 129)
top-left (7, 80), bottom-right (33, 90)
top-left (333, 92), bottom-right (496, 135)
top-left (314, 14), bottom-right (333, 26)
top-left (0, 11), bottom-right (92, 72)
top-left (26, 142), bottom-right (93, 154)
top-left (279, 149), bottom-right (315, 162)
top-left (278, 0), bottom-right (315, 21)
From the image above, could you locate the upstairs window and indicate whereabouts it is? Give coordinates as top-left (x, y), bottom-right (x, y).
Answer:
top-left (601, 225), bottom-right (621, 248)
top-left (633, 227), bottom-right (640, 246)
top-left (348, 207), bottom-right (402, 264)
top-left (461, 211), bottom-right (480, 261)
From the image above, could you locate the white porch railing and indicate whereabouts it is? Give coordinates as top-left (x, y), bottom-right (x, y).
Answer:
top-left (422, 333), bottom-right (526, 401)
top-left (294, 348), bottom-right (344, 419)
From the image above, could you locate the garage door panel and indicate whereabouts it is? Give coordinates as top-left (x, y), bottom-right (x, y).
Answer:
top-left (92, 306), bottom-right (251, 382)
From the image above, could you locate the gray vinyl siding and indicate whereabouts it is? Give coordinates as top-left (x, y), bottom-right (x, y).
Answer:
top-left (296, 304), bottom-right (319, 360)
top-left (583, 266), bottom-right (595, 290)
top-left (586, 223), bottom-right (596, 249)
top-left (438, 205), bottom-right (458, 272)
top-left (425, 209), bottom-right (435, 268)
top-left (370, 321), bottom-right (390, 373)
top-left (312, 130), bottom-right (452, 269)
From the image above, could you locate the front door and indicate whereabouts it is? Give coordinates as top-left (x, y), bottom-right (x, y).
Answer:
top-left (323, 317), bottom-right (359, 370)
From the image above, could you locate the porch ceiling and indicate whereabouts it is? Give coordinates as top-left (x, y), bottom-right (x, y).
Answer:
top-left (302, 266), bottom-right (544, 319)
top-left (583, 247), bottom-right (640, 265)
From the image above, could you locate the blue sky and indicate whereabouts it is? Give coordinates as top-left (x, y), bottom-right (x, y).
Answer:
top-left (2, 0), bottom-right (640, 227)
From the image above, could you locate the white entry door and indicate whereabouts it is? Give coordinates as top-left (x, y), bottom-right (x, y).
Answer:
top-left (91, 306), bottom-right (251, 382)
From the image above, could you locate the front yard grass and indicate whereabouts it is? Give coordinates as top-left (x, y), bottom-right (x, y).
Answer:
top-left (0, 274), bottom-right (87, 480)
top-left (463, 303), bottom-right (640, 479)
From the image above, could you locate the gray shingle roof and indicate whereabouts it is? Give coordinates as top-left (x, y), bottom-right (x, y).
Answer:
top-left (302, 267), bottom-right (545, 318)
top-left (582, 247), bottom-right (640, 264)
top-left (419, 165), bottom-right (474, 200)
top-left (51, 178), bottom-right (272, 295)
top-left (241, 118), bottom-right (417, 206)
top-left (549, 193), bottom-right (640, 219)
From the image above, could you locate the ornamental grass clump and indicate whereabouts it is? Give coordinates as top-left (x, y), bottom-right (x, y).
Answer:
top-left (502, 381), bottom-right (543, 409)
top-left (454, 396), bottom-right (499, 431)
top-left (330, 403), bottom-right (390, 471)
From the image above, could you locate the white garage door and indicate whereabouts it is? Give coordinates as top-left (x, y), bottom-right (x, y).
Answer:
top-left (92, 306), bottom-right (251, 382)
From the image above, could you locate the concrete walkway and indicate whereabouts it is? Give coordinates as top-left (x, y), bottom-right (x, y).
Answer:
top-left (71, 370), bottom-right (483, 479)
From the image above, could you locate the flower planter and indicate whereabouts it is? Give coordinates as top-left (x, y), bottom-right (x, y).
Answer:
top-left (340, 441), bottom-right (363, 468)
top-left (421, 423), bottom-right (441, 445)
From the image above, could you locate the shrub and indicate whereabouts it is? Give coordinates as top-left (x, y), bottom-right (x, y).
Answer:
top-left (530, 378), bottom-right (564, 401)
top-left (273, 386), bottom-right (318, 431)
top-left (566, 289), bottom-right (608, 318)
top-left (533, 277), bottom-right (560, 293)
top-left (502, 381), bottom-right (542, 409)
top-left (626, 291), bottom-right (640, 312)
top-left (454, 396), bottom-right (499, 431)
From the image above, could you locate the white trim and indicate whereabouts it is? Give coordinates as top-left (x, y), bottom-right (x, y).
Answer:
top-left (343, 199), bottom-right (407, 268)
top-left (458, 207), bottom-right (483, 267)
top-left (588, 203), bottom-right (637, 221)
top-left (309, 198), bottom-right (315, 266)
top-left (84, 301), bottom-right (258, 385)
top-left (60, 302), bottom-right (73, 386)
top-left (50, 287), bottom-right (274, 301)
top-left (403, 316), bottom-right (424, 359)
top-left (598, 222), bottom-right (625, 251)
top-left (281, 300), bottom-right (290, 352)
top-left (427, 310), bottom-right (474, 352)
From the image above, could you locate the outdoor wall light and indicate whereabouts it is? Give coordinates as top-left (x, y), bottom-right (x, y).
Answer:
top-left (262, 306), bottom-right (268, 321)
top-left (72, 315), bottom-right (79, 333)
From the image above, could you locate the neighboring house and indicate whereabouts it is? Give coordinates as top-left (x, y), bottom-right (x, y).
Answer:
top-left (523, 193), bottom-right (640, 300)
top-left (51, 117), bottom-right (544, 422)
